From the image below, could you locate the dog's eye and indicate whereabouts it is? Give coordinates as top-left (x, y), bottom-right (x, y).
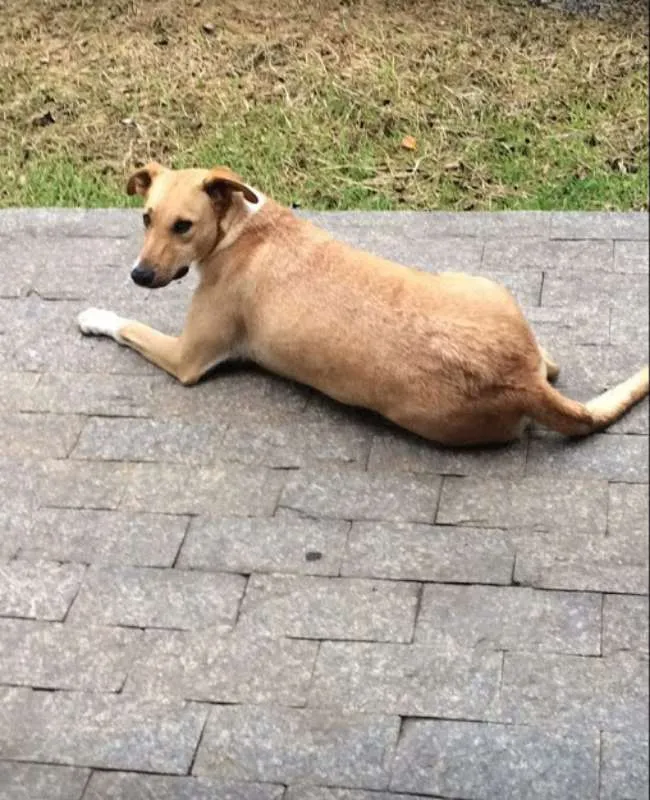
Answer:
top-left (172, 219), bottom-right (192, 235)
top-left (143, 212), bottom-right (151, 228)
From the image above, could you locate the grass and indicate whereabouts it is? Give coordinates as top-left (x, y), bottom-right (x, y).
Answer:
top-left (0, 0), bottom-right (647, 210)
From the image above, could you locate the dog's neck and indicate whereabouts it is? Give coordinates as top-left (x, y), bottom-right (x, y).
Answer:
top-left (214, 188), bottom-right (267, 252)
top-left (196, 190), bottom-right (283, 279)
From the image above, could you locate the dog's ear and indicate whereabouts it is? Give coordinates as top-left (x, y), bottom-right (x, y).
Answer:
top-left (126, 162), bottom-right (164, 197)
top-left (202, 166), bottom-right (259, 205)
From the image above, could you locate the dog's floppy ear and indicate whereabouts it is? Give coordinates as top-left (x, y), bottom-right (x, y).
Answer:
top-left (126, 162), bottom-right (164, 197)
top-left (202, 166), bottom-right (259, 205)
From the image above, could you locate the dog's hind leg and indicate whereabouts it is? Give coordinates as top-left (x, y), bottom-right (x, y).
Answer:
top-left (539, 346), bottom-right (560, 383)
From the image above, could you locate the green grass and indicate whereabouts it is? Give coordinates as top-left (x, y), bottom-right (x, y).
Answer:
top-left (1, 0), bottom-right (647, 210)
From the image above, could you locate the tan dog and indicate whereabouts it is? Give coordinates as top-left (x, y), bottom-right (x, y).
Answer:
top-left (78, 163), bottom-right (648, 446)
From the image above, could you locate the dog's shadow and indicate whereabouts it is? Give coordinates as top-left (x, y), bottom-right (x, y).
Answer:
top-left (199, 359), bottom-right (519, 459)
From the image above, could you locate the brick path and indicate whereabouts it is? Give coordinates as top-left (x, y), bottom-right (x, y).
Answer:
top-left (0, 209), bottom-right (648, 800)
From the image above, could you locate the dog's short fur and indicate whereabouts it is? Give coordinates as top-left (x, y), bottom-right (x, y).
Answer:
top-left (78, 163), bottom-right (648, 446)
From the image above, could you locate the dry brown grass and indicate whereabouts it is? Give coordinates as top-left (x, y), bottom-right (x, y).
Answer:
top-left (0, 0), bottom-right (647, 208)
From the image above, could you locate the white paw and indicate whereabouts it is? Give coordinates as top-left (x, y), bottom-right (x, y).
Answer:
top-left (77, 308), bottom-right (126, 343)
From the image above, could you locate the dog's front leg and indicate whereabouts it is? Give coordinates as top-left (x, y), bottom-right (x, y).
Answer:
top-left (77, 307), bottom-right (231, 386)
top-left (77, 308), bottom-right (186, 377)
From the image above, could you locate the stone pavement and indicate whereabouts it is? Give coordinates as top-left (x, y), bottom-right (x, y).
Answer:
top-left (0, 208), bottom-right (648, 800)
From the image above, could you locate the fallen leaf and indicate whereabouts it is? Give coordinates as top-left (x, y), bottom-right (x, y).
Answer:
top-left (202, 22), bottom-right (215, 34)
top-left (32, 111), bottom-right (55, 127)
top-left (400, 135), bottom-right (417, 151)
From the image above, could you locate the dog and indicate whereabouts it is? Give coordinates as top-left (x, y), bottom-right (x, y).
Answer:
top-left (78, 163), bottom-right (648, 446)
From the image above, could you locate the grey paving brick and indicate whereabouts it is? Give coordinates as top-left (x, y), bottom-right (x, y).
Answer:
top-left (537, 345), bottom-right (649, 434)
top-left (0, 512), bottom-right (24, 559)
top-left (42, 235), bottom-right (136, 270)
top-left (368, 429), bottom-right (526, 477)
top-left (0, 561), bottom-right (85, 620)
top-left (238, 574), bottom-right (419, 642)
top-left (0, 458), bottom-right (41, 515)
top-left (36, 459), bottom-right (129, 510)
top-left (380, 211), bottom-right (548, 237)
top-left (527, 433), bottom-right (648, 482)
top-left (32, 262), bottom-right (138, 303)
top-left (0, 412), bottom-right (83, 459)
top-left (285, 791), bottom-right (431, 800)
top-left (0, 372), bottom-right (40, 409)
top-left (0, 619), bottom-right (141, 691)
top-left (192, 705), bottom-right (399, 789)
top-left (609, 482), bottom-right (649, 537)
top-left (542, 271), bottom-right (648, 309)
top-left (0, 296), bottom-right (74, 360)
top-left (610, 302), bottom-right (649, 348)
top-left (341, 522), bottom-right (514, 584)
top-left (495, 652), bottom-right (648, 730)
top-left (220, 420), bottom-right (371, 468)
top-left (513, 483), bottom-right (648, 595)
top-left (309, 641), bottom-right (501, 717)
top-left (484, 238), bottom-right (614, 272)
top-left (541, 344), bottom-right (648, 396)
top-left (0, 210), bottom-right (646, 794)
top-left (84, 773), bottom-right (285, 800)
top-left (513, 530), bottom-right (648, 594)
top-left (607, 400), bottom-right (649, 435)
top-left (0, 763), bottom-right (90, 800)
top-left (153, 368), bottom-right (307, 423)
top-left (0, 296), bottom-right (154, 376)
top-left (300, 210), bottom-right (551, 238)
top-left (600, 732), bottom-right (649, 800)
top-left (68, 566), bottom-right (246, 630)
top-left (72, 416), bottom-right (227, 464)
top-left (301, 391), bottom-right (385, 427)
top-left (334, 230), bottom-right (483, 271)
top-left (24, 372), bottom-right (158, 416)
top-left (0, 208), bottom-right (140, 238)
top-left (550, 211), bottom-right (649, 241)
top-left (0, 687), bottom-right (207, 774)
top-left (511, 482), bottom-right (649, 592)
top-left (280, 467), bottom-right (440, 523)
top-left (415, 584), bottom-right (601, 655)
top-left (19, 508), bottom-right (188, 566)
top-left (602, 594), bottom-right (649, 657)
top-left (121, 461), bottom-right (276, 516)
top-left (477, 269), bottom-right (544, 306)
top-left (6, 234), bottom-right (135, 270)
top-left (437, 476), bottom-right (608, 533)
top-left (0, 239), bottom-right (37, 298)
top-left (390, 719), bottom-right (599, 800)
top-left (125, 629), bottom-right (317, 705)
top-left (135, 284), bottom-right (197, 327)
top-left (15, 321), bottom-right (154, 375)
top-left (614, 238), bottom-right (650, 271)
top-left (178, 515), bottom-right (348, 576)
top-left (525, 304), bottom-right (610, 346)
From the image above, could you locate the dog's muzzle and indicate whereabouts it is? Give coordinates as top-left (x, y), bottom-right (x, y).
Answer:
top-left (131, 265), bottom-right (156, 287)
top-left (131, 263), bottom-right (190, 288)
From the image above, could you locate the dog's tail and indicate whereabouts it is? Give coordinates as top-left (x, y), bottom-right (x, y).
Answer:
top-left (525, 365), bottom-right (649, 436)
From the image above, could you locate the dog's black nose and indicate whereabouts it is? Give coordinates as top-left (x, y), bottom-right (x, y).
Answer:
top-left (131, 265), bottom-right (155, 286)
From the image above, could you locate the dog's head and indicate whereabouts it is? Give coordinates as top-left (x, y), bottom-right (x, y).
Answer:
top-left (126, 163), bottom-right (260, 288)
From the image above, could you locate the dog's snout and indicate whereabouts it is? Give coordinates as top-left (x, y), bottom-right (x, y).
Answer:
top-left (131, 264), bottom-right (155, 287)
